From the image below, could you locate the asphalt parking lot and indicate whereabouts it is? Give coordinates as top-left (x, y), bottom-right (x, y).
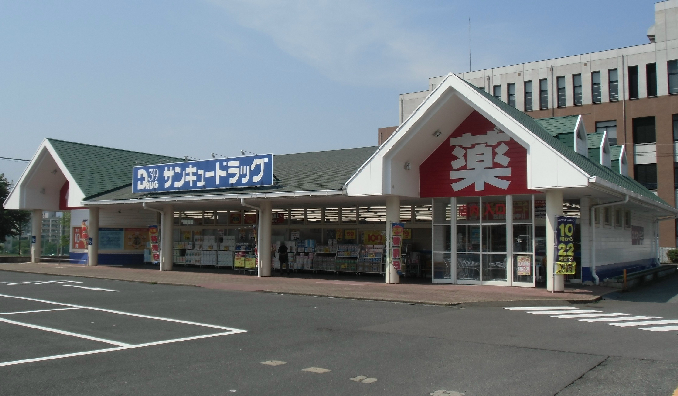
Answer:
top-left (2, 270), bottom-right (678, 396)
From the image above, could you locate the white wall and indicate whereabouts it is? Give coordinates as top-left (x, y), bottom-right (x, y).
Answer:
top-left (579, 198), bottom-right (656, 269)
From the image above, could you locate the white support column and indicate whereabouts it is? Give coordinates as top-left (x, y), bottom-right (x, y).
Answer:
top-left (30, 209), bottom-right (42, 263)
top-left (546, 189), bottom-right (564, 292)
top-left (87, 207), bottom-right (100, 266)
top-left (160, 204), bottom-right (174, 271)
top-left (385, 195), bottom-right (400, 284)
top-left (258, 201), bottom-right (272, 277)
top-left (506, 195), bottom-right (513, 285)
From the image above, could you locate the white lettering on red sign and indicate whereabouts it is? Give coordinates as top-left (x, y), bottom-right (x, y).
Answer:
top-left (449, 127), bottom-right (512, 191)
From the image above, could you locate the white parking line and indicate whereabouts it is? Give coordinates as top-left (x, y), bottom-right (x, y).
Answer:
top-left (0, 307), bottom-right (81, 315)
top-left (61, 285), bottom-right (118, 292)
top-left (0, 317), bottom-right (131, 347)
top-left (0, 293), bottom-right (248, 368)
top-left (504, 306), bottom-right (578, 311)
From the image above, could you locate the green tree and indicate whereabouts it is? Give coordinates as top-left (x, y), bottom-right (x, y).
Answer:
top-left (0, 173), bottom-right (31, 245)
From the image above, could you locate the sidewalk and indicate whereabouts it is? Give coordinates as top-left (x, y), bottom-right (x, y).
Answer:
top-left (0, 262), bottom-right (614, 306)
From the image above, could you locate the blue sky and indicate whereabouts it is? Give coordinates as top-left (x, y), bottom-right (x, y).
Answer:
top-left (0, 0), bottom-right (659, 185)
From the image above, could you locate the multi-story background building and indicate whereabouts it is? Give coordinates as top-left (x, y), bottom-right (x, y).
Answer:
top-left (391, 0), bottom-right (678, 247)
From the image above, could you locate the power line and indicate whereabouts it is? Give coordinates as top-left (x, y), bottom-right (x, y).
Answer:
top-left (0, 156), bottom-right (29, 162)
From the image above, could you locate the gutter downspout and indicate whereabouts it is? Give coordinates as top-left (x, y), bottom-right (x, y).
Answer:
top-left (589, 195), bottom-right (629, 285)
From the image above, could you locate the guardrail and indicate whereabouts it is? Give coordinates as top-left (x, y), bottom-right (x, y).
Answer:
top-left (602, 264), bottom-right (677, 290)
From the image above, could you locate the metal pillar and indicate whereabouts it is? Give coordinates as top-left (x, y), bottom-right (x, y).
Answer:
top-left (161, 204), bottom-right (174, 271)
top-left (546, 189), bottom-right (564, 292)
top-left (258, 201), bottom-right (272, 277)
top-left (87, 207), bottom-right (99, 266)
top-left (385, 195), bottom-right (400, 284)
top-left (30, 209), bottom-right (42, 263)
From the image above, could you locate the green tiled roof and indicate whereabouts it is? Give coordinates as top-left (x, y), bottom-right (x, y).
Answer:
top-left (534, 115), bottom-right (579, 137)
top-left (48, 139), bottom-right (181, 199)
top-left (88, 146), bottom-right (378, 202)
top-left (586, 132), bottom-right (604, 162)
top-left (465, 81), bottom-right (669, 206)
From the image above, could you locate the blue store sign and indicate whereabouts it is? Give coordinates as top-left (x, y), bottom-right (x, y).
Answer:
top-left (133, 154), bottom-right (274, 193)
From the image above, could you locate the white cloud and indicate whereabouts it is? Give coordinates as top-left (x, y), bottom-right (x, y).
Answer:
top-left (207, 0), bottom-right (467, 86)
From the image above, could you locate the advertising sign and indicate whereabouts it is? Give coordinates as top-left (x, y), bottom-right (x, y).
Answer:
top-left (133, 154), bottom-right (274, 193)
top-left (420, 111), bottom-right (539, 198)
top-left (344, 230), bottom-right (357, 240)
top-left (555, 216), bottom-right (577, 275)
top-left (363, 230), bottom-right (385, 245)
top-left (391, 222), bottom-right (405, 272)
top-left (403, 229), bottom-right (412, 240)
top-left (516, 255), bottom-right (531, 276)
top-left (99, 228), bottom-right (124, 250)
top-left (149, 225), bottom-right (160, 264)
top-left (72, 227), bottom-right (87, 250)
top-left (125, 228), bottom-right (149, 250)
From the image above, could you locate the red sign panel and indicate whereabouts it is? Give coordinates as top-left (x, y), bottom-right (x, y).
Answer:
top-left (420, 111), bottom-right (538, 197)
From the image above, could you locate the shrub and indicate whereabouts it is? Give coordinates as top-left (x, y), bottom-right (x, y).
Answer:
top-left (666, 249), bottom-right (678, 263)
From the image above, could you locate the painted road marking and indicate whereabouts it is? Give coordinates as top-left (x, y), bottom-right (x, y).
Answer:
top-left (551, 313), bottom-right (630, 319)
top-left (62, 285), bottom-right (118, 292)
top-left (507, 306), bottom-right (678, 333)
top-left (640, 326), bottom-right (678, 332)
top-left (0, 307), bottom-right (81, 315)
top-left (0, 317), bottom-right (132, 347)
top-left (302, 367), bottom-right (331, 373)
top-left (526, 310), bottom-right (602, 315)
top-left (609, 320), bottom-right (678, 327)
top-left (579, 316), bottom-right (661, 322)
top-left (0, 293), bottom-right (247, 367)
top-left (504, 306), bottom-right (578, 311)
top-left (350, 375), bottom-right (377, 383)
top-left (261, 360), bottom-right (287, 366)
top-left (315, 281), bottom-right (367, 286)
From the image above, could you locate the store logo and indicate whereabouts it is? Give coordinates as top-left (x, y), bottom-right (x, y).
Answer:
top-left (449, 127), bottom-right (511, 191)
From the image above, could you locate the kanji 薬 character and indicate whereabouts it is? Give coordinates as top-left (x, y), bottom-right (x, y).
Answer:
top-left (448, 127), bottom-right (512, 191)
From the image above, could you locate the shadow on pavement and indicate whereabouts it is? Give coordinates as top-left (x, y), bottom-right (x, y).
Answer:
top-left (603, 273), bottom-right (678, 303)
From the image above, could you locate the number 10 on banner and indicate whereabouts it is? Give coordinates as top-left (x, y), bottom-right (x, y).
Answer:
top-left (555, 216), bottom-right (577, 275)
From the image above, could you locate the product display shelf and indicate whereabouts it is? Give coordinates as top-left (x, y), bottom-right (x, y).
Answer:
top-left (234, 243), bottom-right (256, 274)
top-left (358, 245), bottom-right (385, 274)
top-left (335, 244), bottom-right (360, 273)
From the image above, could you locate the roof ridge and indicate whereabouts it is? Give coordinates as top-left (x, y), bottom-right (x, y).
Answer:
top-left (276, 146), bottom-right (378, 157)
top-left (46, 138), bottom-right (182, 160)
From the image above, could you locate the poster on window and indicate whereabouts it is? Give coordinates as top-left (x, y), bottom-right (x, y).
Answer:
top-left (124, 228), bottom-right (149, 250)
top-left (149, 225), bottom-right (160, 264)
top-left (99, 228), bottom-right (124, 250)
top-left (391, 222), bottom-right (405, 272)
top-left (72, 227), bottom-right (87, 250)
top-left (632, 226), bottom-right (644, 245)
top-left (555, 216), bottom-right (577, 275)
top-left (363, 230), bottom-right (385, 244)
top-left (516, 255), bottom-right (531, 276)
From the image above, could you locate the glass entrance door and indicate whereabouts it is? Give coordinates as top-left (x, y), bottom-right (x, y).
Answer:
top-left (432, 198), bottom-right (453, 283)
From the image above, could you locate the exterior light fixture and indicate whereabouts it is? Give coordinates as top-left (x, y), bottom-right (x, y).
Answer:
top-left (433, 130), bottom-right (442, 137)
top-left (404, 162), bottom-right (411, 170)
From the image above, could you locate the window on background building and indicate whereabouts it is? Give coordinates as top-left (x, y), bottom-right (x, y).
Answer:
top-left (609, 69), bottom-right (619, 101)
top-left (557, 76), bottom-right (566, 107)
top-left (632, 116), bottom-right (656, 144)
top-left (604, 207), bottom-right (611, 225)
top-left (674, 114), bottom-right (678, 141)
top-left (573, 74), bottom-right (583, 105)
top-left (493, 85), bottom-right (502, 101)
top-left (646, 63), bottom-right (657, 97)
top-left (540, 78), bottom-right (548, 109)
top-left (634, 163), bottom-right (658, 190)
top-left (524, 80), bottom-right (533, 111)
top-left (628, 65), bottom-right (639, 99)
top-left (674, 163), bottom-right (678, 188)
top-left (507, 83), bottom-right (516, 107)
top-left (624, 210), bottom-right (631, 229)
top-left (615, 209), bottom-right (623, 228)
top-left (592, 71), bottom-right (601, 103)
top-left (669, 60), bottom-right (678, 95)
top-left (596, 120), bottom-right (618, 145)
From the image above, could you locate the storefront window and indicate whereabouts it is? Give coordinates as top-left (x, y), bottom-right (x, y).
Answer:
top-left (483, 254), bottom-right (507, 281)
top-left (457, 225), bottom-right (480, 252)
top-left (513, 224), bottom-right (533, 252)
top-left (482, 224), bottom-right (506, 252)
top-left (457, 253), bottom-right (480, 280)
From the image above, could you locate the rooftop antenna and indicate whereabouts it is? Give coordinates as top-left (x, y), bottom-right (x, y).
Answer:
top-left (469, 17), bottom-right (472, 72)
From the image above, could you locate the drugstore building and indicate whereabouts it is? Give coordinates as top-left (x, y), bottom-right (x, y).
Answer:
top-left (5, 74), bottom-right (677, 290)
